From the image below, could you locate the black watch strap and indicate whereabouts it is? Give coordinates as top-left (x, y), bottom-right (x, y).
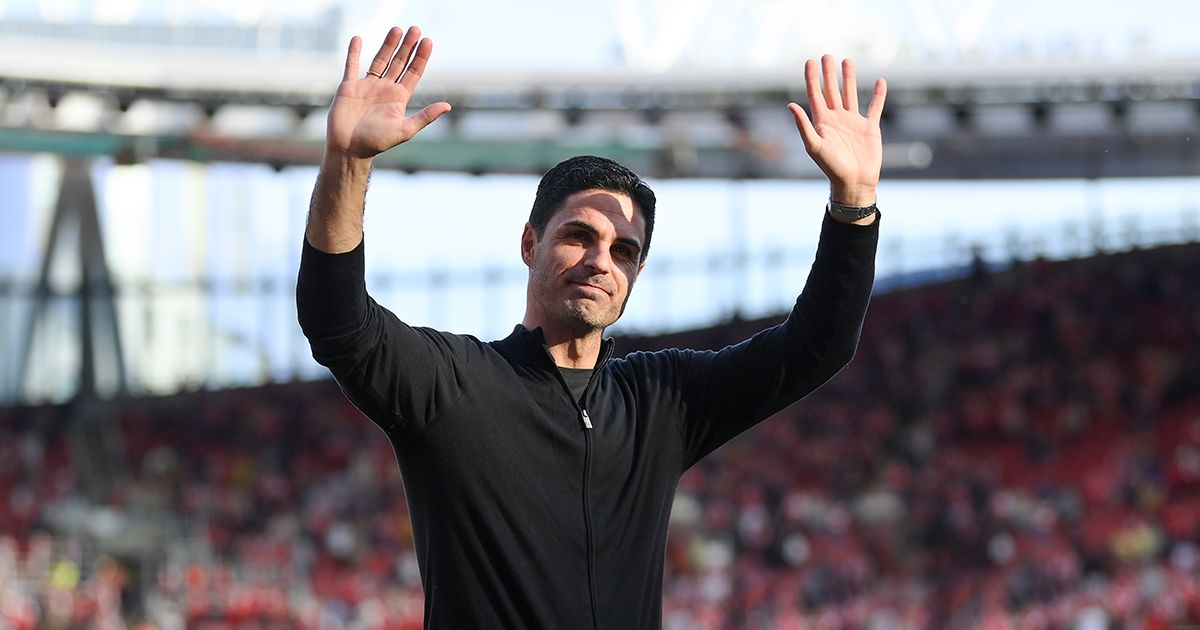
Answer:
top-left (826, 199), bottom-right (878, 221)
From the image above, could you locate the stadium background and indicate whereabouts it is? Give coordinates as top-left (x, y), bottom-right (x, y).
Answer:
top-left (1, 0), bottom-right (1198, 627)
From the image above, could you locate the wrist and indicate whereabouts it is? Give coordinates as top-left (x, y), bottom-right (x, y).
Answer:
top-left (829, 183), bottom-right (877, 208)
top-left (322, 149), bottom-right (374, 177)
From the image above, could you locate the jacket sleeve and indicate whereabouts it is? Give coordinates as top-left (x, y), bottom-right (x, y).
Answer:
top-left (296, 238), bottom-right (465, 432)
top-left (674, 212), bottom-right (879, 468)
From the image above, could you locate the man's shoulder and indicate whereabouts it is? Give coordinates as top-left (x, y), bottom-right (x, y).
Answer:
top-left (617, 344), bottom-right (721, 361)
top-left (608, 346), bottom-right (712, 377)
top-left (403, 325), bottom-right (498, 361)
top-left (413, 325), bottom-right (485, 344)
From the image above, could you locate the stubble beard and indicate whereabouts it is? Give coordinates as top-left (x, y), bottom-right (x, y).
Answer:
top-left (532, 273), bottom-right (624, 337)
top-left (564, 298), bottom-right (616, 334)
top-left (544, 285), bottom-right (618, 337)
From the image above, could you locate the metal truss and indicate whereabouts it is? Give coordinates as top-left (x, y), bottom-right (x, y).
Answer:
top-left (0, 0), bottom-right (1197, 179)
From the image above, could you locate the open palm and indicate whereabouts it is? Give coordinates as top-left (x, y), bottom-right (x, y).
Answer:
top-left (788, 55), bottom-right (887, 205)
top-left (327, 26), bottom-right (451, 160)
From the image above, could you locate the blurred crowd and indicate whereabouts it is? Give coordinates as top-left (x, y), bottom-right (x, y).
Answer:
top-left (1, 242), bottom-right (1198, 629)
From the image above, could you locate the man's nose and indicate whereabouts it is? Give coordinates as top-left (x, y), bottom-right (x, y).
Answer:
top-left (582, 243), bottom-right (612, 273)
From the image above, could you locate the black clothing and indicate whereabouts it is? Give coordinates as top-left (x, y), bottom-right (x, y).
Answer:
top-left (559, 367), bottom-right (593, 405)
top-left (296, 213), bottom-right (878, 629)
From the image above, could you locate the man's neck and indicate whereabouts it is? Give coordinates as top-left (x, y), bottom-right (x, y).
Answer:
top-left (523, 320), bottom-right (605, 369)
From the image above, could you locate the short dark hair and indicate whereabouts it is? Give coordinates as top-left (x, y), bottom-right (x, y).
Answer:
top-left (530, 155), bottom-right (656, 262)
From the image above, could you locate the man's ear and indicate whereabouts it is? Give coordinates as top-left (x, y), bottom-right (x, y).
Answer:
top-left (520, 223), bottom-right (537, 267)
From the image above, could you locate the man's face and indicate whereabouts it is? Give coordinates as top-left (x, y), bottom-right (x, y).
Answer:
top-left (522, 189), bottom-right (647, 336)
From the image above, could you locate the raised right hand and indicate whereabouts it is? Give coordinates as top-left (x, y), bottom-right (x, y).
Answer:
top-left (326, 26), bottom-right (451, 160)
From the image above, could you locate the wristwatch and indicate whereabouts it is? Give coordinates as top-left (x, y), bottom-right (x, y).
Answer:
top-left (826, 199), bottom-right (878, 221)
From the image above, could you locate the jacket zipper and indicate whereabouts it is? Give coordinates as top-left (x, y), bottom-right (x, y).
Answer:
top-left (545, 342), bottom-right (612, 630)
top-left (581, 410), bottom-right (599, 630)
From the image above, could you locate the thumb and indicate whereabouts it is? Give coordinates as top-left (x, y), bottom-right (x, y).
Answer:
top-left (788, 102), bottom-right (821, 154)
top-left (407, 102), bottom-right (452, 134)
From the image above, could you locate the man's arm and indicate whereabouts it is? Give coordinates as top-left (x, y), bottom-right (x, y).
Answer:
top-left (306, 26), bottom-right (451, 252)
top-left (675, 55), bottom-right (886, 465)
top-left (297, 27), bottom-right (458, 430)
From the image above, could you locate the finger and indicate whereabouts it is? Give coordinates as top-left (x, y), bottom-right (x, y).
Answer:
top-left (804, 59), bottom-right (825, 115)
top-left (821, 54), bottom-right (842, 110)
top-left (398, 38), bottom-right (435, 92)
top-left (368, 27), bottom-right (404, 77)
top-left (866, 77), bottom-right (888, 123)
top-left (406, 102), bottom-right (452, 134)
top-left (343, 36), bottom-right (361, 81)
top-left (385, 26), bottom-right (422, 82)
top-left (841, 58), bottom-right (858, 113)
top-left (788, 102), bottom-right (821, 153)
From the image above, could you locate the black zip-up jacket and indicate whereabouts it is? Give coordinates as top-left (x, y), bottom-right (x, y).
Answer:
top-left (296, 212), bottom-right (878, 629)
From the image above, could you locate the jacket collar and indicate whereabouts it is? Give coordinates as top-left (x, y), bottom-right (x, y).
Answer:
top-left (494, 324), bottom-right (615, 373)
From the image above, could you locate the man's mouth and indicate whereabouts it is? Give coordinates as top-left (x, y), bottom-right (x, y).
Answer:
top-left (570, 281), bottom-right (612, 296)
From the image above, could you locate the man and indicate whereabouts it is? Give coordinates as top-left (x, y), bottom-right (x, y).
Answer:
top-left (297, 25), bottom-right (886, 629)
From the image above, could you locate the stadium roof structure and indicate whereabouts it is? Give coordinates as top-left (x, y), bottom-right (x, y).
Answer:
top-left (2, 23), bottom-right (1197, 180)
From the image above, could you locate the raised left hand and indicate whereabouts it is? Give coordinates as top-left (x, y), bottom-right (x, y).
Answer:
top-left (789, 55), bottom-right (887, 207)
